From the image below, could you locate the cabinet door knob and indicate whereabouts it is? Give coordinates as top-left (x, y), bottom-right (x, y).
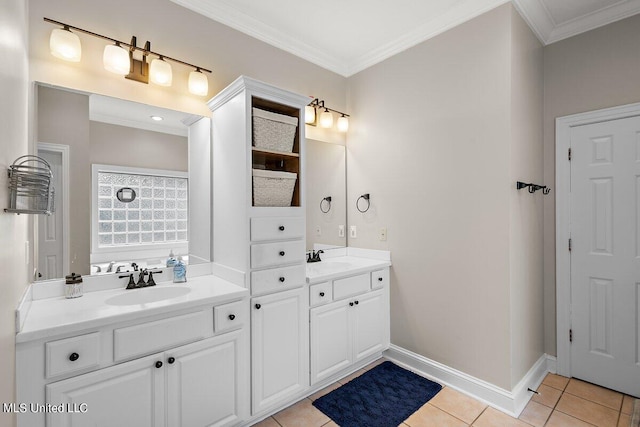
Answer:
top-left (349, 302), bottom-right (354, 306)
top-left (319, 292), bottom-right (325, 297)
top-left (155, 361), bottom-right (163, 369)
top-left (167, 357), bottom-right (175, 364)
top-left (279, 251), bottom-right (285, 256)
top-left (228, 314), bottom-right (236, 320)
top-left (378, 277), bottom-right (383, 282)
top-left (69, 352), bottom-right (79, 362)
top-left (355, 300), bottom-right (359, 305)
top-left (279, 277), bottom-right (285, 282)
top-left (255, 304), bottom-right (261, 309)
top-left (279, 226), bottom-right (285, 231)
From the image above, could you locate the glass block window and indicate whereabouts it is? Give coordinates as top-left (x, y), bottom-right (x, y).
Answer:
top-left (97, 171), bottom-right (188, 247)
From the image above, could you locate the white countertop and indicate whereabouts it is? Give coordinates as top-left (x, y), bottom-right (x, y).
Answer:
top-left (16, 275), bottom-right (248, 343)
top-left (306, 256), bottom-right (391, 284)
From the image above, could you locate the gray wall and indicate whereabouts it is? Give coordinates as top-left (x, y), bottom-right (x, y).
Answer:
top-left (542, 13), bottom-right (640, 356)
top-left (346, 4), bottom-right (544, 389)
top-left (0, 1), bottom-right (29, 426)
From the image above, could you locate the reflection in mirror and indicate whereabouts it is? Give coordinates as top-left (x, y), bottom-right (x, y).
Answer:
top-left (306, 139), bottom-right (346, 251)
top-left (35, 84), bottom-right (210, 281)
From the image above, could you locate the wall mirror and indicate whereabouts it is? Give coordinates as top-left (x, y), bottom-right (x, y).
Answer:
top-left (305, 139), bottom-right (346, 252)
top-left (35, 83), bottom-right (211, 281)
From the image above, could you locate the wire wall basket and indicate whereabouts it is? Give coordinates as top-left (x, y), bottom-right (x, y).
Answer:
top-left (5, 155), bottom-right (55, 215)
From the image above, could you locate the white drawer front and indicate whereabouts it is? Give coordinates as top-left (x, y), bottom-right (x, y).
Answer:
top-left (309, 282), bottom-right (333, 307)
top-left (333, 273), bottom-right (370, 300)
top-left (251, 240), bottom-right (305, 269)
top-left (46, 332), bottom-right (101, 378)
top-left (214, 300), bottom-right (247, 333)
top-left (113, 310), bottom-right (209, 361)
top-left (251, 217), bottom-right (304, 242)
top-left (252, 264), bottom-right (306, 295)
top-left (371, 268), bottom-right (389, 289)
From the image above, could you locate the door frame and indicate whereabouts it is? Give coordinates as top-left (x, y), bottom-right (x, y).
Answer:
top-left (555, 101), bottom-right (640, 377)
top-left (37, 142), bottom-right (70, 278)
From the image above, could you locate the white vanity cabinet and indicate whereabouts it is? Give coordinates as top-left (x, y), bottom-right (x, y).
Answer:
top-left (209, 76), bottom-right (310, 416)
top-left (17, 294), bottom-right (249, 427)
top-left (309, 268), bottom-right (390, 385)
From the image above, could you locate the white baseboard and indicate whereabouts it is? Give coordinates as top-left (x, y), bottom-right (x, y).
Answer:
top-left (384, 345), bottom-right (550, 417)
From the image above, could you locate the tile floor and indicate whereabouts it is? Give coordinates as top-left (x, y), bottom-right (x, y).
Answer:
top-left (252, 358), bottom-right (638, 427)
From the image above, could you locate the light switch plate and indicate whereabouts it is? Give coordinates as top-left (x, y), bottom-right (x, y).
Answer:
top-left (350, 226), bottom-right (357, 238)
top-left (338, 225), bottom-right (345, 238)
top-left (379, 227), bottom-right (387, 241)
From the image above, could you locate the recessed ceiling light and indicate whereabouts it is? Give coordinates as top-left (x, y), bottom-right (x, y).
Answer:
top-left (150, 115), bottom-right (164, 121)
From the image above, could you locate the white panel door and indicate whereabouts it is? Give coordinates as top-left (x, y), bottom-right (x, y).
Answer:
top-left (352, 290), bottom-right (386, 362)
top-left (167, 331), bottom-right (245, 427)
top-left (46, 354), bottom-right (164, 427)
top-left (570, 116), bottom-right (640, 397)
top-left (37, 149), bottom-right (63, 280)
top-left (251, 288), bottom-right (308, 414)
top-left (310, 300), bottom-right (352, 384)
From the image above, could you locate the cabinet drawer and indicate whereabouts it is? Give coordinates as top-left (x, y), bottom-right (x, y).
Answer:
top-left (251, 240), bottom-right (305, 269)
top-left (333, 274), bottom-right (370, 300)
top-left (46, 332), bottom-right (101, 378)
top-left (214, 300), bottom-right (247, 333)
top-left (309, 282), bottom-right (333, 307)
top-left (251, 264), bottom-right (306, 295)
top-left (371, 268), bottom-right (389, 289)
top-left (114, 310), bottom-right (209, 361)
top-left (251, 217), bottom-right (304, 242)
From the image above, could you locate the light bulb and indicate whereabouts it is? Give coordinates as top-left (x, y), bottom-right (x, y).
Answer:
top-left (150, 57), bottom-right (172, 86)
top-left (337, 115), bottom-right (349, 132)
top-left (50, 28), bottom-right (81, 62)
top-left (319, 109), bottom-right (333, 128)
top-left (188, 69), bottom-right (208, 96)
top-left (103, 44), bottom-right (130, 75)
top-left (305, 105), bottom-right (316, 124)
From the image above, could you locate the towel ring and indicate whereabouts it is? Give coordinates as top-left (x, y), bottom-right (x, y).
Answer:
top-left (320, 196), bottom-right (332, 213)
top-left (356, 193), bottom-right (370, 213)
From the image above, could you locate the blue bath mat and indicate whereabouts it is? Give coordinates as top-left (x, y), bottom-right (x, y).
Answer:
top-left (313, 361), bottom-right (442, 427)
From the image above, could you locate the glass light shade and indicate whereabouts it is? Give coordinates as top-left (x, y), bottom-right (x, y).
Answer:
top-left (188, 70), bottom-right (208, 96)
top-left (337, 116), bottom-right (349, 132)
top-left (50, 28), bottom-right (81, 62)
top-left (305, 106), bottom-right (316, 124)
top-left (103, 44), bottom-right (130, 75)
top-left (319, 109), bottom-right (333, 128)
top-left (150, 58), bottom-right (172, 86)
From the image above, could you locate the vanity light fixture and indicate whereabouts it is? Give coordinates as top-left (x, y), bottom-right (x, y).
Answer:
top-left (306, 98), bottom-right (350, 132)
top-left (44, 18), bottom-right (212, 96)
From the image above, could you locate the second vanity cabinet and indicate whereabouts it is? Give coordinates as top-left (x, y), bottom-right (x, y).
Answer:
top-left (309, 268), bottom-right (390, 385)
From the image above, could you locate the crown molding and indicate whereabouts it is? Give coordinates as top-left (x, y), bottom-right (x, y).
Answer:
top-left (511, 0), bottom-right (555, 44)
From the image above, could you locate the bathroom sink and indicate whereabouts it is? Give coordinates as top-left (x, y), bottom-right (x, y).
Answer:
top-left (105, 287), bottom-right (191, 306)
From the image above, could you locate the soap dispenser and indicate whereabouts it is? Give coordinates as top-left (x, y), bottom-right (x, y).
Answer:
top-left (173, 256), bottom-right (187, 283)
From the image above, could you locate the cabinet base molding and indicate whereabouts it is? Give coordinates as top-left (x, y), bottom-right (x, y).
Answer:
top-left (240, 352), bottom-right (383, 427)
top-left (384, 345), bottom-right (549, 418)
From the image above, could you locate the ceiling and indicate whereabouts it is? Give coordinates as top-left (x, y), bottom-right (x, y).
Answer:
top-left (171, 0), bottom-right (640, 77)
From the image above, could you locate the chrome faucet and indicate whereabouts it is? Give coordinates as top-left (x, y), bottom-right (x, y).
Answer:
top-left (307, 250), bottom-right (324, 263)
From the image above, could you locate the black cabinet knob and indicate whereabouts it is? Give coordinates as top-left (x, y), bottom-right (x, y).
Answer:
top-left (355, 300), bottom-right (359, 305)
top-left (378, 277), bottom-right (383, 282)
top-left (319, 292), bottom-right (325, 297)
top-left (255, 304), bottom-right (261, 309)
top-left (69, 352), bottom-right (79, 362)
top-left (279, 277), bottom-right (285, 282)
top-left (279, 251), bottom-right (285, 256)
top-left (279, 226), bottom-right (285, 231)
top-left (229, 314), bottom-right (236, 320)
top-left (349, 302), bottom-right (354, 306)
top-left (155, 361), bottom-right (163, 369)
top-left (167, 357), bottom-right (175, 364)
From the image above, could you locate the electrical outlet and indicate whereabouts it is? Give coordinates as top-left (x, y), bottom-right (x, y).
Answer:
top-left (379, 227), bottom-right (387, 241)
top-left (350, 225), bottom-right (357, 238)
top-left (315, 225), bottom-right (322, 236)
top-left (338, 225), bottom-right (345, 238)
